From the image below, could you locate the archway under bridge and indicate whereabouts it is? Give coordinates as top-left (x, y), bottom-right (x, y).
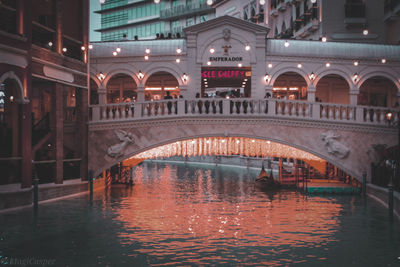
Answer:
top-left (127, 137), bottom-right (325, 172)
top-left (96, 136), bottom-right (356, 182)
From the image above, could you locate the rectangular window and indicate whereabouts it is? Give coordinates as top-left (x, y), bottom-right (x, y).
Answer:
top-left (200, 15), bottom-right (207, 22)
top-left (172, 0), bottom-right (180, 8)
top-left (186, 17), bottom-right (194, 26)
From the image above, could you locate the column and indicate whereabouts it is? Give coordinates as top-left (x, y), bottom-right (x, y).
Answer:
top-left (77, 88), bottom-right (88, 181)
top-left (98, 83), bottom-right (107, 104)
top-left (20, 0), bottom-right (32, 188)
top-left (349, 85), bottom-right (359, 106)
top-left (307, 84), bottom-right (316, 102)
top-left (137, 84), bottom-right (145, 102)
top-left (54, 83), bottom-right (63, 184)
top-left (55, 0), bottom-right (63, 54)
top-left (21, 102), bottom-right (32, 188)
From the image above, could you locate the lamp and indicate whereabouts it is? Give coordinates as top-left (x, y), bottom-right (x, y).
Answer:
top-left (264, 73), bottom-right (271, 83)
top-left (352, 73), bottom-right (359, 83)
top-left (182, 73), bottom-right (188, 83)
top-left (97, 72), bottom-right (106, 82)
top-left (386, 112), bottom-right (393, 122)
top-left (309, 72), bottom-right (316, 81)
top-left (137, 70), bottom-right (144, 80)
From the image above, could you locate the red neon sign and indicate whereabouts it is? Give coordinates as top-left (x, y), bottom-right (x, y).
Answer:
top-left (201, 70), bottom-right (246, 79)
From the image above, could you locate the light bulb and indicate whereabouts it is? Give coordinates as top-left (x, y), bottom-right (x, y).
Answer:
top-left (284, 40), bottom-right (290, 47)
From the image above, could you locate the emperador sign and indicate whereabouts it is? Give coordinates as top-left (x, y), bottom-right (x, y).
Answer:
top-left (209, 57), bottom-right (243, 62)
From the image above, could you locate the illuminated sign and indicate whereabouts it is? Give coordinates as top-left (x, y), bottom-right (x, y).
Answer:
top-left (201, 70), bottom-right (251, 79)
top-left (209, 57), bottom-right (243, 62)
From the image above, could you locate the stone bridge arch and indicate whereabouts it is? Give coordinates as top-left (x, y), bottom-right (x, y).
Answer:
top-left (88, 118), bottom-right (396, 181)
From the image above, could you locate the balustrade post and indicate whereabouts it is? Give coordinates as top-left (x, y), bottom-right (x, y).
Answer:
top-left (127, 105), bottom-right (132, 118)
top-left (136, 102), bottom-right (143, 118)
top-left (223, 99), bottom-right (230, 115)
top-left (277, 101), bottom-right (282, 115)
top-left (335, 106), bottom-right (340, 119)
top-left (267, 99), bottom-right (275, 115)
top-left (311, 102), bottom-right (320, 120)
top-left (177, 100), bottom-right (184, 115)
top-left (291, 103), bottom-right (296, 116)
top-left (355, 106), bottom-right (364, 123)
top-left (102, 106), bottom-right (107, 120)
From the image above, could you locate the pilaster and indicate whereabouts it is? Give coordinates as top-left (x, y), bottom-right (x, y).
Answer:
top-left (54, 83), bottom-right (64, 184)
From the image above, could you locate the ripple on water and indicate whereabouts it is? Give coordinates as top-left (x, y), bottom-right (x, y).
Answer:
top-left (0, 162), bottom-right (399, 266)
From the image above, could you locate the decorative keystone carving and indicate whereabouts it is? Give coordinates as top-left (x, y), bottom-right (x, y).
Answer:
top-left (107, 130), bottom-right (135, 158)
top-left (321, 131), bottom-right (350, 159)
top-left (223, 28), bottom-right (231, 41)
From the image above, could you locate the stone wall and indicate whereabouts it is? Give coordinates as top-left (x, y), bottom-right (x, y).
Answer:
top-left (367, 183), bottom-right (400, 219)
top-left (0, 177), bottom-right (105, 211)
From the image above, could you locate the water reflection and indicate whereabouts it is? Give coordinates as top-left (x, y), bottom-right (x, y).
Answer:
top-left (115, 162), bottom-right (342, 265)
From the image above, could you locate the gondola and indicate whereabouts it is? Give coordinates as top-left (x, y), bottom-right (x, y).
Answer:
top-left (255, 161), bottom-right (281, 190)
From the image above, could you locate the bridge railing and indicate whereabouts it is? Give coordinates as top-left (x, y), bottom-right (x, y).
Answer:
top-left (90, 98), bottom-right (399, 127)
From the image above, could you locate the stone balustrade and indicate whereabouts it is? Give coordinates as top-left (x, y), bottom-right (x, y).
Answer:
top-left (90, 98), bottom-right (399, 127)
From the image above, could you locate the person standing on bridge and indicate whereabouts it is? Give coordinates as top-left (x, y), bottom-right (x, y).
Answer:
top-left (165, 91), bottom-right (173, 114)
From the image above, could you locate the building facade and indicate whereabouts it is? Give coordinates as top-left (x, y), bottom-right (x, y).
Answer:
top-left (89, 15), bottom-right (400, 106)
top-left (0, 0), bottom-right (89, 188)
top-left (96, 0), bottom-right (218, 41)
top-left (215, 0), bottom-right (399, 44)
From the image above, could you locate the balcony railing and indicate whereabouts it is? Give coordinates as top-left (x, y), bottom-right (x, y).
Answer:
top-left (160, 2), bottom-right (213, 19)
top-left (345, 3), bottom-right (366, 18)
top-left (0, 4), bottom-right (17, 34)
top-left (32, 22), bottom-right (55, 51)
top-left (90, 98), bottom-right (399, 129)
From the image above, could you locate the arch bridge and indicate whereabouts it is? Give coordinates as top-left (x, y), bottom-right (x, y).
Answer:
top-left (88, 97), bottom-right (398, 181)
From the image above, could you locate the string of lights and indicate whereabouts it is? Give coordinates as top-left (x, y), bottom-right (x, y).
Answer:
top-left (132, 137), bottom-right (324, 162)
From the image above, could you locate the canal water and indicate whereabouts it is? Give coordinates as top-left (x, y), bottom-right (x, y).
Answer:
top-left (1, 162), bottom-right (399, 266)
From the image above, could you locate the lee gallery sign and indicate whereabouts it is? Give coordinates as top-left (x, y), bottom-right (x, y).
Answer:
top-left (201, 69), bottom-right (251, 79)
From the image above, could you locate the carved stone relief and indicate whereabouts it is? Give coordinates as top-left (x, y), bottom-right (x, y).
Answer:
top-left (321, 131), bottom-right (350, 159)
top-left (107, 130), bottom-right (135, 158)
